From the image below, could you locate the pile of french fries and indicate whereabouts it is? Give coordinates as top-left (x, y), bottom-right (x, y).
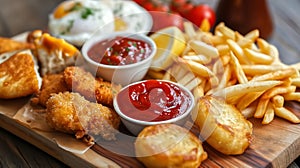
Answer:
top-left (148, 22), bottom-right (300, 124)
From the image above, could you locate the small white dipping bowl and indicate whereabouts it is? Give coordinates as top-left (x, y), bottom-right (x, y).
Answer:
top-left (81, 32), bottom-right (157, 86)
top-left (113, 80), bottom-right (195, 136)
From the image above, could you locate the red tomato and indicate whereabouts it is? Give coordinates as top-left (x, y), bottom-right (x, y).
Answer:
top-left (150, 12), bottom-right (184, 32)
top-left (170, 0), bottom-right (193, 14)
top-left (136, 0), bottom-right (170, 12)
top-left (183, 4), bottom-right (216, 27)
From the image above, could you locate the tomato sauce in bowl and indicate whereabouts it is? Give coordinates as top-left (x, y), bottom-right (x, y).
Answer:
top-left (87, 36), bottom-right (152, 66)
top-left (115, 80), bottom-right (193, 122)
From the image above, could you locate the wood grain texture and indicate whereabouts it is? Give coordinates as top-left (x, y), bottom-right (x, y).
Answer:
top-left (0, 0), bottom-right (300, 167)
top-left (0, 100), bottom-right (299, 168)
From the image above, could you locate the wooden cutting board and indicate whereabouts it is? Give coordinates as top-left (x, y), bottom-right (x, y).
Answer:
top-left (0, 97), bottom-right (299, 168)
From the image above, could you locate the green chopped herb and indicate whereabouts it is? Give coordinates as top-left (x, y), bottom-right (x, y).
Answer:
top-left (81, 8), bottom-right (94, 19)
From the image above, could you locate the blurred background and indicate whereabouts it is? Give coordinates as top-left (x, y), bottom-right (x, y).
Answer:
top-left (0, 0), bottom-right (299, 167)
top-left (0, 0), bottom-right (299, 64)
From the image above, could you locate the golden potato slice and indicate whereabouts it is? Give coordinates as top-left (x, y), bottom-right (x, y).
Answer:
top-left (135, 124), bottom-right (207, 168)
top-left (194, 96), bottom-right (253, 155)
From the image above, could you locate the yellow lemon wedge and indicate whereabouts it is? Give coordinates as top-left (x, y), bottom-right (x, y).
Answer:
top-left (150, 26), bottom-right (186, 71)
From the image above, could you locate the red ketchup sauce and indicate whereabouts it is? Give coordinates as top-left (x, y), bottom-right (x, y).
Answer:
top-left (116, 80), bottom-right (192, 122)
top-left (87, 36), bottom-right (152, 65)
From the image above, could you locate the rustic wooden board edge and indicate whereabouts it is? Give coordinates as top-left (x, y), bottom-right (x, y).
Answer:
top-left (0, 113), bottom-right (121, 168)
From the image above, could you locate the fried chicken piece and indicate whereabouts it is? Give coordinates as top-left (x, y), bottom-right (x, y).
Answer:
top-left (0, 37), bottom-right (34, 54)
top-left (46, 92), bottom-right (120, 141)
top-left (32, 73), bottom-right (68, 106)
top-left (0, 50), bottom-right (40, 99)
top-left (63, 66), bottom-right (121, 107)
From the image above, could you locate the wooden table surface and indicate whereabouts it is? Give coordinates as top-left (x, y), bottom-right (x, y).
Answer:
top-left (0, 0), bottom-right (300, 167)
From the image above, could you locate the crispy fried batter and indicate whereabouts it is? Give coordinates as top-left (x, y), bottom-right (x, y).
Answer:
top-left (33, 73), bottom-right (68, 106)
top-left (0, 50), bottom-right (40, 99)
top-left (0, 37), bottom-right (34, 54)
top-left (63, 66), bottom-right (120, 107)
top-left (46, 92), bottom-right (120, 141)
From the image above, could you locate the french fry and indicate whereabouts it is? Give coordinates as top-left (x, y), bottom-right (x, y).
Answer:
top-left (291, 77), bottom-right (300, 87)
top-left (216, 64), bottom-right (231, 90)
top-left (237, 37), bottom-right (253, 49)
top-left (216, 44), bottom-right (230, 56)
top-left (242, 64), bottom-right (287, 76)
top-left (212, 80), bottom-right (283, 103)
top-left (261, 85), bottom-right (296, 100)
top-left (226, 39), bottom-right (251, 64)
top-left (218, 55), bottom-right (230, 66)
top-left (268, 44), bottom-right (281, 64)
top-left (183, 22), bottom-right (197, 39)
top-left (148, 20), bottom-right (300, 126)
top-left (290, 62), bottom-right (300, 72)
top-left (244, 48), bottom-right (274, 64)
top-left (210, 36), bottom-right (226, 46)
top-left (229, 51), bottom-right (248, 84)
top-left (189, 40), bottom-right (219, 59)
top-left (184, 77), bottom-right (202, 91)
top-left (236, 91), bottom-right (265, 110)
top-left (254, 98), bottom-right (270, 118)
top-left (262, 102), bottom-right (275, 124)
top-left (147, 70), bottom-right (164, 79)
top-left (170, 63), bottom-right (189, 81)
top-left (182, 55), bottom-right (211, 64)
top-left (216, 23), bottom-right (235, 40)
top-left (282, 92), bottom-right (300, 101)
top-left (212, 59), bottom-right (224, 76)
top-left (271, 95), bottom-right (284, 108)
top-left (193, 80), bottom-right (205, 100)
top-left (177, 71), bottom-right (195, 86)
top-left (184, 59), bottom-right (216, 78)
top-left (244, 29), bottom-right (259, 42)
top-left (274, 107), bottom-right (300, 124)
top-left (235, 31), bottom-right (253, 48)
top-left (250, 68), bottom-right (297, 81)
top-left (256, 38), bottom-right (270, 54)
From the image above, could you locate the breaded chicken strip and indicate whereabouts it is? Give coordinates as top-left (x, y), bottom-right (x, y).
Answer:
top-left (46, 92), bottom-right (120, 142)
top-left (32, 73), bottom-right (68, 106)
top-left (63, 66), bottom-right (121, 107)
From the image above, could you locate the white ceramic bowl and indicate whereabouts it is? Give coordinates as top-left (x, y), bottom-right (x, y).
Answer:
top-left (81, 32), bottom-right (157, 86)
top-left (113, 80), bottom-right (195, 135)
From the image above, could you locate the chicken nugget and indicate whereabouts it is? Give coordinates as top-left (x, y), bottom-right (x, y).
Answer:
top-left (32, 73), bottom-right (68, 106)
top-left (63, 66), bottom-right (120, 107)
top-left (46, 92), bottom-right (120, 141)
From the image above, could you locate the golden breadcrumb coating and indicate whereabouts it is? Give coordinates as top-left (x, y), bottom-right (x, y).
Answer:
top-left (0, 51), bottom-right (39, 99)
top-left (32, 73), bottom-right (69, 106)
top-left (46, 92), bottom-right (120, 141)
top-left (63, 66), bottom-right (121, 107)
